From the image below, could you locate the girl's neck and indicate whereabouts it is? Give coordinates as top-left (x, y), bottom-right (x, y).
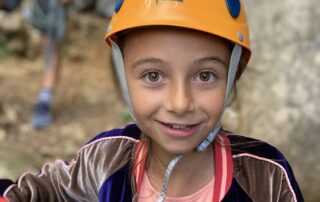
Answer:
top-left (147, 144), bottom-right (214, 197)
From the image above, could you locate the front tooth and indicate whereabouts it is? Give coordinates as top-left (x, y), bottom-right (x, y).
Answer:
top-left (171, 125), bottom-right (189, 129)
top-left (172, 125), bottom-right (180, 129)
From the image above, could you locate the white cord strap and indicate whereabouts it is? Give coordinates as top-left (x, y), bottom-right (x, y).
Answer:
top-left (156, 155), bottom-right (183, 202)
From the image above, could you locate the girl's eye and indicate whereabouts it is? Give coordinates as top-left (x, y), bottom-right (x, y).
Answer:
top-left (197, 71), bottom-right (216, 82)
top-left (143, 71), bottom-right (164, 83)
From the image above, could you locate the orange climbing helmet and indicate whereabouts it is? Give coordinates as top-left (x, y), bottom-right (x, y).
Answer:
top-left (105, 0), bottom-right (251, 65)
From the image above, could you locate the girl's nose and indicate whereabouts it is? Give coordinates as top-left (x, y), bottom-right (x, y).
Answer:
top-left (165, 81), bottom-right (194, 116)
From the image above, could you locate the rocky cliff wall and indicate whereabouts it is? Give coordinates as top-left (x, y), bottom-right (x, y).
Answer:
top-left (222, 1), bottom-right (320, 201)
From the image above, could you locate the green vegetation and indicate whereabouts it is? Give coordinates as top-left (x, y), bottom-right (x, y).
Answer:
top-left (119, 111), bottom-right (133, 125)
top-left (0, 40), bottom-right (9, 59)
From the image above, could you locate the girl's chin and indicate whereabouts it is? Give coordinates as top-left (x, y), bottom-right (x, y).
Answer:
top-left (153, 141), bottom-right (199, 157)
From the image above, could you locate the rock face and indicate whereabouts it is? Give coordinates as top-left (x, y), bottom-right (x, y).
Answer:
top-left (222, 1), bottom-right (320, 201)
top-left (0, 8), bottom-right (40, 58)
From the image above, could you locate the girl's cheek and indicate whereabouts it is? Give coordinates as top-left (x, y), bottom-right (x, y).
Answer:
top-left (131, 89), bottom-right (164, 114)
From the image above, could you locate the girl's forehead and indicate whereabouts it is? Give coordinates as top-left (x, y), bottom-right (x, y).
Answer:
top-left (122, 27), bottom-right (231, 63)
top-left (123, 27), bottom-right (230, 47)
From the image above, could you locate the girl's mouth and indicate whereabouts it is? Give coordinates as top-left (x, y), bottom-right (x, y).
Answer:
top-left (165, 123), bottom-right (192, 130)
top-left (158, 121), bottom-right (201, 138)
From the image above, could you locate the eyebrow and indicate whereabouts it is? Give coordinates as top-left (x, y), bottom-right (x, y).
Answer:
top-left (193, 57), bottom-right (228, 69)
top-left (131, 57), bottom-right (165, 68)
top-left (131, 56), bottom-right (228, 69)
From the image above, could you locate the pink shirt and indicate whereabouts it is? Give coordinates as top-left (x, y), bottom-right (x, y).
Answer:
top-left (138, 172), bottom-right (214, 202)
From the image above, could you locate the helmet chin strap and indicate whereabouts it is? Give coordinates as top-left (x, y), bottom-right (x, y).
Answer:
top-left (111, 39), bottom-right (242, 201)
top-left (110, 40), bottom-right (136, 122)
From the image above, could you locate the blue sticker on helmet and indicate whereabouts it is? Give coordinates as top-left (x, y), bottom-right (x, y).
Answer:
top-left (115, 0), bottom-right (124, 13)
top-left (225, 0), bottom-right (241, 18)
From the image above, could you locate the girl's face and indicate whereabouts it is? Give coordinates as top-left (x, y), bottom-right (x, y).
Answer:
top-left (123, 28), bottom-right (230, 157)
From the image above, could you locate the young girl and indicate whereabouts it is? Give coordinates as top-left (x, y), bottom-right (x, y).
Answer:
top-left (1, 0), bottom-right (304, 201)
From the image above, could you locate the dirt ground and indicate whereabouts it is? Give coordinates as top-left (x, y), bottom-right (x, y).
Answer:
top-left (0, 13), bottom-right (127, 179)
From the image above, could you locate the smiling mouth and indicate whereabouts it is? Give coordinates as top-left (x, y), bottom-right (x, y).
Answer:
top-left (157, 121), bottom-right (201, 138)
top-left (160, 121), bottom-right (201, 130)
top-left (165, 123), bottom-right (193, 130)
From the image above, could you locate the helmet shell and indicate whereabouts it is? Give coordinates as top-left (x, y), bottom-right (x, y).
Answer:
top-left (105, 0), bottom-right (251, 64)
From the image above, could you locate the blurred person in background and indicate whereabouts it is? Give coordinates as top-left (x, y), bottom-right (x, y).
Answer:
top-left (26, 0), bottom-right (115, 129)
top-left (24, 0), bottom-right (70, 129)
